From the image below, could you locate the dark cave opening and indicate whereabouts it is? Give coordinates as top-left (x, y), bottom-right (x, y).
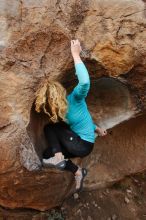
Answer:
top-left (26, 102), bottom-right (49, 160)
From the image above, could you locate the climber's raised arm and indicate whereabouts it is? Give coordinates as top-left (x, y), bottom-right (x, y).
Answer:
top-left (71, 39), bottom-right (90, 100)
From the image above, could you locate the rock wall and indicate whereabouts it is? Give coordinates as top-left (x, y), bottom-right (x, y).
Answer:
top-left (0, 0), bottom-right (146, 210)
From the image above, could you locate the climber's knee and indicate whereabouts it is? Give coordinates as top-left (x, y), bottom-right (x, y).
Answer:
top-left (80, 146), bottom-right (94, 157)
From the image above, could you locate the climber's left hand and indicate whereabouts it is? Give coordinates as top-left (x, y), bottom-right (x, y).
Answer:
top-left (95, 127), bottom-right (107, 136)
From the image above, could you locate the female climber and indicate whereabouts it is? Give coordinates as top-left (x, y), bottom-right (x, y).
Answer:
top-left (35, 39), bottom-right (107, 191)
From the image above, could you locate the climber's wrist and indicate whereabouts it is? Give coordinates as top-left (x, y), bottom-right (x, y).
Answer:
top-left (72, 54), bottom-right (82, 64)
top-left (95, 126), bottom-right (101, 132)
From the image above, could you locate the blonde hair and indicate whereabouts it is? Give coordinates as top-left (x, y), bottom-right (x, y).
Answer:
top-left (35, 79), bottom-right (68, 123)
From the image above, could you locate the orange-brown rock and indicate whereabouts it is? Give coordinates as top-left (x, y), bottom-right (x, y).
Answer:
top-left (0, 0), bottom-right (146, 211)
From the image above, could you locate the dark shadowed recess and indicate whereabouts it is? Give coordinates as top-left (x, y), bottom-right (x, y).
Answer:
top-left (26, 102), bottom-right (49, 160)
top-left (87, 77), bottom-right (136, 128)
top-left (120, 65), bottom-right (146, 112)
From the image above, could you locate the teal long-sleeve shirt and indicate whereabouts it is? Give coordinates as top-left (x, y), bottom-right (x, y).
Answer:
top-left (65, 62), bottom-right (96, 143)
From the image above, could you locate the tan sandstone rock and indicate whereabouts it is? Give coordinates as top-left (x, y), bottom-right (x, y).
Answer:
top-left (0, 0), bottom-right (146, 210)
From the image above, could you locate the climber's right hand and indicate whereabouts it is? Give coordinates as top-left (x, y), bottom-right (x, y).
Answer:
top-left (71, 39), bottom-right (82, 58)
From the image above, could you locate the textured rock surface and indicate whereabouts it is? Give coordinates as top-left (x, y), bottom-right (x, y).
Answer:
top-left (0, 0), bottom-right (146, 210)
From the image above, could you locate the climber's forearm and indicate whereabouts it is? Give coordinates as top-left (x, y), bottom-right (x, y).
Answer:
top-left (71, 39), bottom-right (90, 85)
top-left (72, 54), bottom-right (82, 64)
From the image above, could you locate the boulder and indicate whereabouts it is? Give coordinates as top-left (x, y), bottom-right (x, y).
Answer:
top-left (0, 0), bottom-right (146, 210)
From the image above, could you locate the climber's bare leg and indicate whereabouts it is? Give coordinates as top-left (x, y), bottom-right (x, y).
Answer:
top-left (74, 166), bottom-right (87, 191)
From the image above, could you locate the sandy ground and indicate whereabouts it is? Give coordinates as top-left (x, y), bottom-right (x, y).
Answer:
top-left (62, 171), bottom-right (146, 220)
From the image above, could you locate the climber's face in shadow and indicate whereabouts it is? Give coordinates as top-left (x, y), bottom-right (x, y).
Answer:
top-left (35, 80), bottom-right (68, 123)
